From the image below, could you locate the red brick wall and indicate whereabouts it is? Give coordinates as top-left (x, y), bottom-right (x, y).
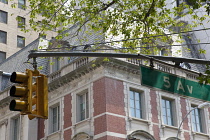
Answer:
top-left (93, 77), bottom-right (126, 139)
top-left (184, 132), bottom-right (190, 140)
top-left (64, 129), bottom-right (72, 140)
top-left (153, 124), bottom-right (160, 140)
top-left (93, 77), bottom-right (125, 116)
top-left (37, 118), bottom-right (45, 140)
top-left (180, 97), bottom-right (189, 130)
top-left (94, 114), bottom-right (126, 135)
top-left (150, 89), bottom-right (158, 123)
top-left (64, 93), bottom-right (72, 129)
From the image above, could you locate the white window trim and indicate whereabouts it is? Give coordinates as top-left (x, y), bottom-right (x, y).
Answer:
top-left (127, 84), bottom-right (149, 121)
top-left (72, 85), bottom-right (91, 125)
top-left (189, 101), bottom-right (208, 134)
top-left (48, 102), bottom-right (61, 134)
top-left (76, 89), bottom-right (89, 123)
top-left (10, 115), bottom-right (20, 140)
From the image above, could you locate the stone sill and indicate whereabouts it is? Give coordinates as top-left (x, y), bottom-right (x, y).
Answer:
top-left (74, 117), bottom-right (91, 127)
top-left (161, 124), bottom-right (178, 130)
top-left (128, 117), bottom-right (150, 125)
top-left (192, 131), bottom-right (210, 138)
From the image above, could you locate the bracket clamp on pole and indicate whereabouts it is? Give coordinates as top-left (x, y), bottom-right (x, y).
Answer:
top-left (32, 57), bottom-right (38, 70)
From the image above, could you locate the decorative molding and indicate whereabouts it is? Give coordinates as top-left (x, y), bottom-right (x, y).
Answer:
top-left (48, 58), bottom-right (140, 91)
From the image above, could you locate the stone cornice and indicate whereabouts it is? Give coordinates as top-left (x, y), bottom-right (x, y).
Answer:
top-left (48, 58), bottom-right (140, 91)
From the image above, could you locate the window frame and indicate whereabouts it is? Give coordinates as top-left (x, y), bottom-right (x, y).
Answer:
top-left (17, 16), bottom-right (25, 29)
top-left (76, 91), bottom-right (89, 122)
top-left (129, 89), bottom-right (143, 119)
top-left (10, 116), bottom-right (20, 140)
top-left (161, 97), bottom-right (176, 126)
top-left (128, 86), bottom-right (148, 121)
top-left (0, 10), bottom-right (7, 24)
top-left (17, 35), bottom-right (25, 48)
top-left (191, 106), bottom-right (202, 132)
top-left (190, 104), bottom-right (207, 133)
top-left (49, 104), bottom-right (60, 134)
top-left (0, 30), bottom-right (7, 44)
top-left (18, 0), bottom-right (26, 10)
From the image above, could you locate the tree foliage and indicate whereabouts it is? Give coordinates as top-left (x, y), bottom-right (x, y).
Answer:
top-left (13, 0), bottom-right (210, 83)
top-left (25, 0), bottom-right (209, 47)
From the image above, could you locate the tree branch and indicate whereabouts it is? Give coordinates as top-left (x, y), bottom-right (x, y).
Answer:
top-left (143, 0), bottom-right (156, 21)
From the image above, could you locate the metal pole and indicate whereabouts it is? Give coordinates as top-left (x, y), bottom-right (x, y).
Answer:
top-left (176, 108), bottom-right (196, 140)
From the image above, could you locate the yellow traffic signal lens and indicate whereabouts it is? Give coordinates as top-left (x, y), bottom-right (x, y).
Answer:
top-left (9, 100), bottom-right (27, 111)
top-left (10, 86), bottom-right (27, 97)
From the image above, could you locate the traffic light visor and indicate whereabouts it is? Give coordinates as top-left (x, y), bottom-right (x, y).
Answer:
top-left (9, 100), bottom-right (27, 111)
top-left (10, 72), bottom-right (28, 83)
top-left (10, 86), bottom-right (27, 97)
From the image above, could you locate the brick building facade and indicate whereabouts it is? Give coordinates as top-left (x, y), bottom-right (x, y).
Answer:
top-left (37, 55), bottom-right (210, 140)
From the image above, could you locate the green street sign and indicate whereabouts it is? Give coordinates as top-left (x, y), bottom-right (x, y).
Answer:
top-left (140, 66), bottom-right (210, 101)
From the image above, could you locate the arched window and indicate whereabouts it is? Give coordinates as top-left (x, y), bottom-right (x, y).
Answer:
top-left (166, 137), bottom-right (180, 140)
top-left (127, 130), bottom-right (155, 140)
top-left (72, 132), bottom-right (93, 140)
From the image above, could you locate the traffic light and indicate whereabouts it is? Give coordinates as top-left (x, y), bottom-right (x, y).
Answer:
top-left (9, 69), bottom-right (33, 114)
top-left (9, 69), bottom-right (48, 120)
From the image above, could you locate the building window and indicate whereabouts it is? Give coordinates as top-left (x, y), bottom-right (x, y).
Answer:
top-left (52, 57), bottom-right (60, 72)
top-left (0, 31), bottom-right (7, 44)
top-left (11, 117), bottom-right (20, 140)
top-left (130, 90), bottom-right (142, 119)
top-left (0, 10), bottom-right (7, 24)
top-left (49, 105), bottom-right (60, 133)
top-left (77, 92), bottom-right (89, 122)
top-left (17, 36), bottom-right (25, 48)
top-left (0, 51), bottom-right (6, 63)
top-left (162, 98), bottom-right (174, 126)
top-left (191, 106), bottom-right (203, 132)
top-left (18, 0), bottom-right (26, 9)
top-left (0, 0), bottom-right (8, 4)
top-left (17, 16), bottom-right (25, 29)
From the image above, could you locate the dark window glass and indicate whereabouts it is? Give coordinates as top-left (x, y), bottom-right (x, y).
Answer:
top-left (0, 51), bottom-right (6, 63)
top-left (17, 36), bottom-right (25, 48)
top-left (0, 10), bottom-right (7, 24)
top-left (0, 31), bottom-right (7, 44)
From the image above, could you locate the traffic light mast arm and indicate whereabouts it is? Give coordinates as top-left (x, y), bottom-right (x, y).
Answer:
top-left (28, 50), bottom-right (210, 65)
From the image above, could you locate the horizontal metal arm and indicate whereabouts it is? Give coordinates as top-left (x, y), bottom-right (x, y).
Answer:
top-left (28, 50), bottom-right (210, 65)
